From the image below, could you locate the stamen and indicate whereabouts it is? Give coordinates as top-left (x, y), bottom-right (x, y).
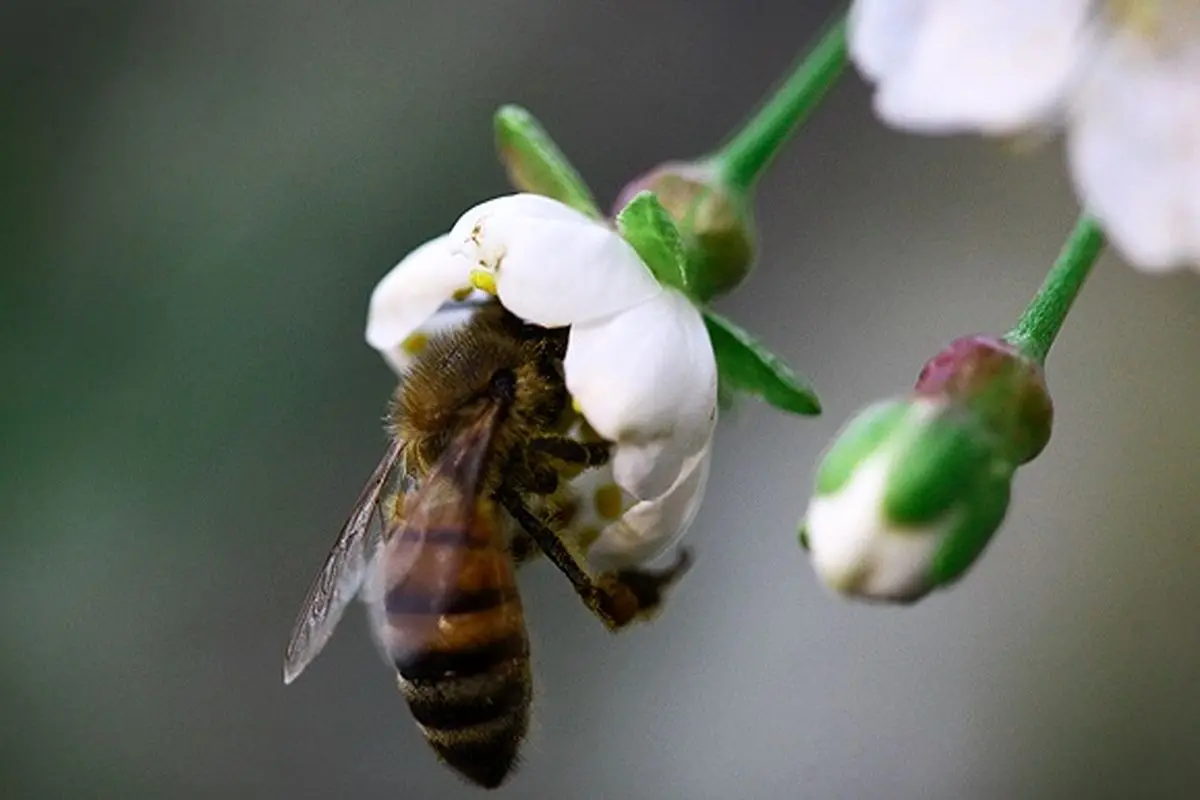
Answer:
top-left (470, 269), bottom-right (498, 294)
top-left (401, 332), bottom-right (429, 355)
top-left (1109, 0), bottom-right (1162, 39)
top-left (593, 484), bottom-right (625, 521)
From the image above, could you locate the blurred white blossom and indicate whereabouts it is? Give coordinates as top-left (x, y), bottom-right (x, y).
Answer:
top-left (851, 0), bottom-right (1200, 272)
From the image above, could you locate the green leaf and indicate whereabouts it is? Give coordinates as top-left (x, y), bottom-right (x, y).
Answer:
top-left (716, 375), bottom-right (738, 413)
top-left (494, 105), bottom-right (600, 218)
top-left (615, 191), bottom-right (692, 297)
top-left (703, 310), bottom-right (821, 417)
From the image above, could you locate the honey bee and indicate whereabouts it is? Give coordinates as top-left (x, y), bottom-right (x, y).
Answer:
top-left (284, 301), bottom-right (691, 789)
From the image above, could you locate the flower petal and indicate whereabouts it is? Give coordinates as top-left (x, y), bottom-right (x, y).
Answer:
top-left (1067, 31), bottom-right (1200, 271)
top-left (849, 0), bottom-right (925, 81)
top-left (556, 461), bottom-right (633, 547)
top-left (588, 441), bottom-right (713, 570)
top-left (447, 193), bottom-right (663, 327)
top-left (564, 290), bottom-right (717, 499)
top-left (365, 234), bottom-right (472, 361)
top-left (850, 0), bottom-right (1090, 133)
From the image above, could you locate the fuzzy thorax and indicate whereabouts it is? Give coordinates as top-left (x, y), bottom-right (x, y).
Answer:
top-left (388, 304), bottom-right (569, 495)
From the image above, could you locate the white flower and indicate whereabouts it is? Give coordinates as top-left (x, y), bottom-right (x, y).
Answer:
top-left (850, 0), bottom-right (1200, 272)
top-left (365, 193), bottom-right (717, 562)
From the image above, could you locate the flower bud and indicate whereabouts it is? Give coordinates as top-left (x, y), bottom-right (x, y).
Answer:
top-left (914, 334), bottom-right (1053, 464)
top-left (801, 334), bottom-right (1058, 603)
top-left (801, 397), bottom-right (1013, 603)
top-left (613, 161), bottom-right (755, 302)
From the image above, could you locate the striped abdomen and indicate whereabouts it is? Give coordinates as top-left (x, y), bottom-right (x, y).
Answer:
top-left (380, 503), bottom-right (531, 789)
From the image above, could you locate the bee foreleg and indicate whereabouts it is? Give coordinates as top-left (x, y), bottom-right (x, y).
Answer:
top-left (601, 548), bottom-right (693, 621)
top-left (495, 488), bottom-right (674, 632)
top-left (528, 437), bottom-right (610, 468)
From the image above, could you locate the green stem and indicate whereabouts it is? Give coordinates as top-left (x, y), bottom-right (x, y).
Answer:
top-left (712, 15), bottom-right (848, 193)
top-left (1005, 216), bottom-right (1106, 364)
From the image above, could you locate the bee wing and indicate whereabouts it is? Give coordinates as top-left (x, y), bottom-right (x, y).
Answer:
top-left (363, 399), bottom-right (508, 662)
top-left (283, 438), bottom-right (404, 685)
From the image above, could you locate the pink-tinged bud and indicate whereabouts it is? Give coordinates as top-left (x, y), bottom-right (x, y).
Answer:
top-left (914, 334), bottom-right (1053, 464)
top-left (613, 161), bottom-right (754, 301)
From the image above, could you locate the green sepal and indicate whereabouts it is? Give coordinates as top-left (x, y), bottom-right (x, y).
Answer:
top-left (703, 310), bottom-right (821, 419)
top-left (883, 407), bottom-right (996, 526)
top-left (614, 161), bottom-right (756, 302)
top-left (494, 105), bottom-right (601, 218)
top-left (615, 191), bottom-right (693, 297)
top-left (813, 399), bottom-right (907, 496)
top-left (929, 463), bottom-right (1013, 587)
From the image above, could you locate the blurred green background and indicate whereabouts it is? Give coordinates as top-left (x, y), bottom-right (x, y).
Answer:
top-left (3, 2), bottom-right (1199, 798)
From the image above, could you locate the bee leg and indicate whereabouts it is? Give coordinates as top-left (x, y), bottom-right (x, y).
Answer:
top-left (529, 437), bottom-right (611, 468)
top-left (600, 548), bottom-right (693, 621)
top-left (527, 462), bottom-right (560, 495)
top-left (495, 488), bottom-right (677, 631)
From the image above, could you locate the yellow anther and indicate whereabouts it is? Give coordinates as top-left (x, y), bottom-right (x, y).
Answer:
top-left (451, 286), bottom-right (474, 302)
top-left (1110, 0), bottom-right (1161, 39)
top-left (593, 483), bottom-right (624, 521)
top-left (571, 397), bottom-right (584, 414)
top-left (401, 332), bottom-right (429, 355)
top-left (470, 269), bottom-right (497, 295)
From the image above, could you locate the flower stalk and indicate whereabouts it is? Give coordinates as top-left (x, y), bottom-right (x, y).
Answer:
top-left (1006, 215), bottom-right (1106, 364)
top-left (712, 15), bottom-right (849, 193)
